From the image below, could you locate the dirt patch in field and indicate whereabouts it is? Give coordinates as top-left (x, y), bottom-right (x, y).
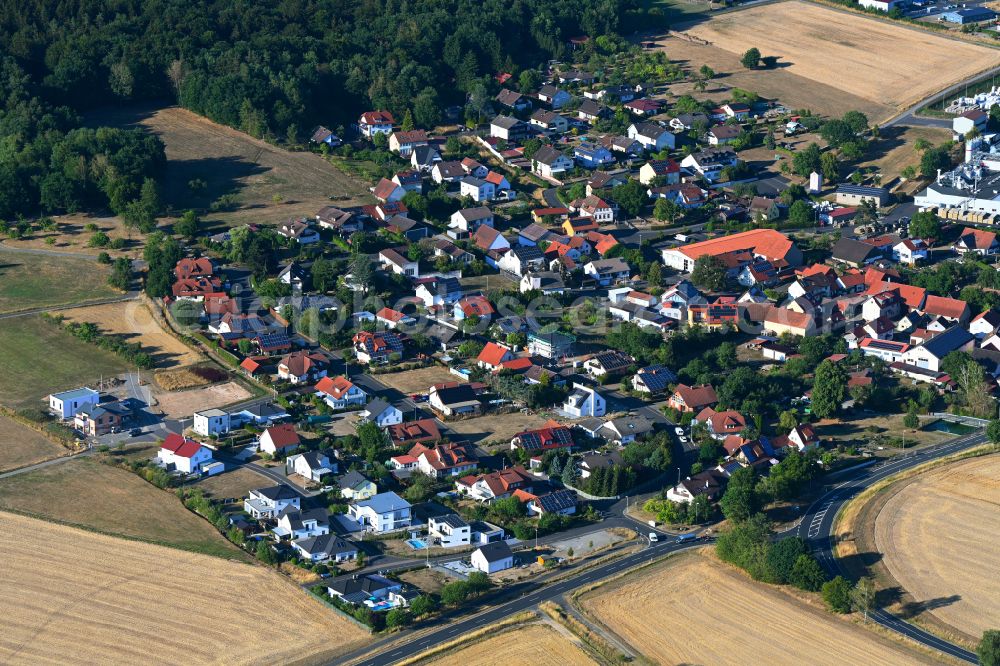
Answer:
top-left (374, 365), bottom-right (459, 394)
top-left (580, 551), bottom-right (936, 665)
top-left (152, 381), bottom-right (252, 419)
top-left (60, 300), bottom-right (203, 369)
top-left (0, 214), bottom-right (147, 258)
top-left (0, 457), bottom-right (244, 559)
top-left (0, 511), bottom-right (369, 665)
top-left (398, 567), bottom-right (455, 596)
top-left (0, 415), bottom-right (69, 473)
top-left (155, 365), bottom-right (229, 391)
top-left (445, 412), bottom-right (552, 444)
top-left (682, 2), bottom-right (999, 116)
top-left (430, 622), bottom-right (596, 666)
top-left (86, 105), bottom-right (372, 228)
top-left (874, 455), bottom-right (1000, 642)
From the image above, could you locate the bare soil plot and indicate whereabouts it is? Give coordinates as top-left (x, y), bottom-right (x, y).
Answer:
top-left (193, 466), bottom-right (270, 501)
top-left (375, 365), bottom-right (459, 394)
top-left (875, 455), bottom-right (1000, 640)
top-left (87, 105), bottom-right (372, 228)
top-left (815, 413), bottom-right (950, 449)
top-left (446, 412), bottom-right (552, 444)
top-left (399, 567), bottom-right (454, 596)
top-left (581, 552), bottom-right (936, 665)
top-left (0, 511), bottom-right (369, 666)
top-left (0, 415), bottom-right (68, 473)
top-left (60, 300), bottom-right (203, 368)
top-left (0, 457), bottom-right (244, 559)
top-left (682, 2), bottom-right (1000, 115)
top-left (430, 622), bottom-right (596, 666)
top-left (0, 315), bottom-right (128, 410)
top-left (152, 381), bottom-right (252, 419)
top-left (0, 249), bottom-right (117, 314)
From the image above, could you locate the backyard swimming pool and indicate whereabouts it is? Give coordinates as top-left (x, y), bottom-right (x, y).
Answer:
top-left (405, 538), bottom-right (427, 550)
top-left (923, 419), bottom-right (976, 435)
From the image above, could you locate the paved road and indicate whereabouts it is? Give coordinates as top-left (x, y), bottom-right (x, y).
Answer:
top-left (339, 535), bottom-right (712, 666)
top-left (791, 429), bottom-right (987, 664)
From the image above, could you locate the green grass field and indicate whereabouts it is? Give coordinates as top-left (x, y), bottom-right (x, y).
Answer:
top-left (0, 457), bottom-right (248, 560)
top-left (0, 251), bottom-right (117, 314)
top-left (0, 315), bottom-right (128, 409)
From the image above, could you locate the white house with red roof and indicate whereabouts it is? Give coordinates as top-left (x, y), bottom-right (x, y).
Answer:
top-left (259, 423), bottom-right (301, 456)
top-left (408, 442), bottom-right (478, 478)
top-left (277, 351), bottom-right (328, 384)
top-left (157, 434), bottom-right (217, 475)
top-left (454, 295), bottom-right (495, 321)
top-left (477, 342), bottom-right (515, 369)
top-left (372, 177), bottom-right (406, 203)
top-left (773, 424), bottom-right (820, 452)
top-left (315, 376), bottom-right (367, 410)
top-left (375, 307), bottom-right (416, 329)
top-left (359, 110), bottom-right (395, 138)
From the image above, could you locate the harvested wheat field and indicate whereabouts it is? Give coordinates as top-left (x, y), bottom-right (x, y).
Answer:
top-left (152, 381), bottom-right (252, 418)
top-left (581, 553), bottom-right (936, 665)
top-left (0, 415), bottom-right (68, 473)
top-left (683, 1), bottom-right (1000, 111)
top-left (875, 455), bottom-right (1000, 639)
top-left (60, 300), bottom-right (203, 368)
top-left (0, 512), bottom-right (369, 665)
top-left (431, 623), bottom-right (595, 666)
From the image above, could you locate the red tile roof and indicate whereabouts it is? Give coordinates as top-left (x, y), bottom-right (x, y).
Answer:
top-left (315, 375), bottom-right (357, 400)
top-left (672, 229), bottom-right (796, 264)
top-left (458, 295), bottom-right (495, 317)
top-left (263, 423), bottom-right (299, 449)
top-left (477, 342), bottom-right (513, 367)
top-left (161, 433), bottom-right (203, 459)
top-left (921, 294), bottom-right (968, 320)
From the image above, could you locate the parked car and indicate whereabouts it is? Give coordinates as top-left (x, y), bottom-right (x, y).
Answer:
top-left (674, 426), bottom-right (685, 436)
top-left (129, 428), bottom-right (143, 437)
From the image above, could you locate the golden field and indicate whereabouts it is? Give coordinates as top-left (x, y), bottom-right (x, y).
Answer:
top-left (0, 511), bottom-right (369, 665)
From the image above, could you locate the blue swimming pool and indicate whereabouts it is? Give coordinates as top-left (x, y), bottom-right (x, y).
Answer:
top-left (405, 538), bottom-right (427, 550)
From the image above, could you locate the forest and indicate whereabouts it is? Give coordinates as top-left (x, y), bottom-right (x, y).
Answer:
top-left (0, 0), bottom-right (644, 217)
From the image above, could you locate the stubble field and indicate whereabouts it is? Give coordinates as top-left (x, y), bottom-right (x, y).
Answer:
top-left (675, 1), bottom-right (1000, 121)
top-left (0, 511), bottom-right (369, 665)
top-left (0, 415), bottom-right (68, 472)
top-left (0, 457), bottom-right (245, 559)
top-left (875, 455), bottom-right (1000, 640)
top-left (580, 552), bottom-right (936, 665)
top-left (428, 622), bottom-right (596, 666)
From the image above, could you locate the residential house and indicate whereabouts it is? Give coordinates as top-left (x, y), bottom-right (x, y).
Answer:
top-left (387, 419), bottom-right (442, 448)
top-left (277, 351), bottom-right (327, 384)
top-left (157, 434), bottom-right (216, 475)
top-left (327, 574), bottom-right (403, 606)
top-left (772, 424), bottom-right (820, 453)
top-left (429, 383), bottom-right (482, 417)
top-left (510, 422), bottom-right (574, 452)
top-left (679, 148), bottom-right (738, 183)
top-left (372, 177), bottom-right (406, 203)
top-left (449, 207), bottom-right (494, 235)
top-left (666, 469), bottom-right (728, 504)
top-left (577, 98), bottom-right (608, 122)
top-left (359, 110), bottom-right (394, 138)
top-left (316, 206), bottom-right (362, 234)
top-left (520, 271), bottom-right (566, 295)
top-left (277, 219), bottom-right (320, 244)
top-left (409, 442), bottom-right (478, 478)
top-left (749, 197), bottom-right (779, 223)
top-left (293, 534), bottom-right (358, 563)
top-left (193, 409), bottom-right (230, 437)
top-left (668, 383), bottom-right (718, 413)
top-left (339, 471), bottom-right (377, 501)
top-left (515, 488), bottom-right (578, 516)
top-left (477, 342), bottom-right (515, 370)
top-left (532, 145), bottom-right (574, 178)
top-left (530, 109), bottom-right (569, 134)
top-left (490, 115), bottom-right (530, 142)
top-left (388, 130), bottom-right (428, 157)
top-left (495, 89), bottom-right (532, 112)
top-left (708, 125), bottom-right (741, 146)
top-left (411, 144), bottom-right (442, 171)
top-left (428, 514), bottom-right (472, 548)
top-left (361, 398), bottom-right (403, 427)
top-left (527, 330), bottom-right (575, 359)
top-left (353, 330), bottom-right (404, 365)
top-left (627, 122), bottom-right (675, 151)
top-left (955, 227), bottom-right (999, 256)
top-left (376, 307), bottom-right (416, 330)
top-left (639, 159), bottom-right (681, 185)
top-left (901, 325), bottom-right (975, 372)
top-left (454, 294), bottom-right (495, 321)
top-left (970, 309), bottom-right (1000, 338)
top-left (431, 160), bottom-right (467, 184)
top-left (632, 365), bottom-right (678, 394)
top-left (460, 177), bottom-right (496, 203)
top-left (602, 416), bottom-right (654, 445)
top-left (498, 244), bottom-right (546, 276)
top-left (174, 257), bottom-right (214, 280)
top-left (415, 276), bottom-right (463, 309)
top-left (624, 98), bottom-right (663, 116)
top-left (314, 375), bottom-right (367, 410)
top-left (286, 450), bottom-right (336, 483)
top-left (920, 294), bottom-right (970, 324)
top-left (571, 194), bottom-right (615, 223)
top-left (244, 485), bottom-right (300, 519)
top-left (378, 248), bottom-right (418, 277)
top-left (48, 387), bottom-right (100, 420)
top-left (584, 257), bottom-right (631, 286)
top-left (764, 307), bottom-right (817, 338)
top-left (273, 508), bottom-right (329, 541)
top-left (393, 170), bottom-right (423, 194)
top-left (563, 383), bottom-right (607, 418)
top-left (457, 466), bottom-right (534, 502)
top-left (538, 85), bottom-right (571, 108)
top-left (578, 451), bottom-right (623, 479)
top-left (694, 407), bottom-right (748, 440)
top-left (670, 112), bottom-right (709, 131)
top-left (471, 541), bottom-right (515, 574)
top-left (259, 423), bottom-right (300, 456)
top-left (574, 142), bottom-right (615, 168)
top-left (584, 350), bottom-right (635, 377)
top-left (893, 239), bottom-right (928, 265)
top-left (349, 491), bottom-right (412, 533)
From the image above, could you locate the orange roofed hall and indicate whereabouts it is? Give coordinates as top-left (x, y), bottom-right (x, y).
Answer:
top-left (660, 229), bottom-right (802, 273)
